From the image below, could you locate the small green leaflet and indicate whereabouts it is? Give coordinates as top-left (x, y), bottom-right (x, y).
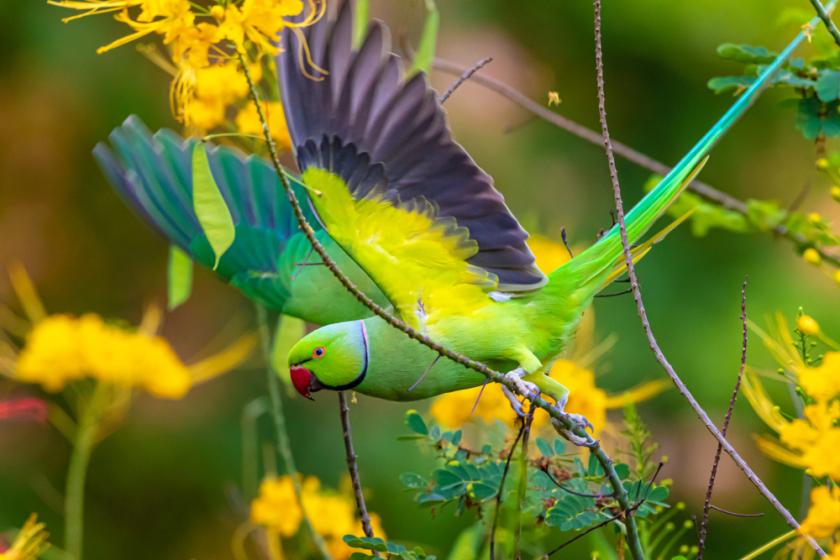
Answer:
top-left (167, 245), bottom-right (193, 310)
top-left (409, 0), bottom-right (439, 76)
top-left (271, 315), bottom-right (306, 388)
top-left (192, 142), bottom-right (235, 270)
top-left (352, 0), bottom-right (369, 49)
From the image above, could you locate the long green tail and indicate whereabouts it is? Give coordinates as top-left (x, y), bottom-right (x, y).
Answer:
top-left (553, 8), bottom-right (830, 292)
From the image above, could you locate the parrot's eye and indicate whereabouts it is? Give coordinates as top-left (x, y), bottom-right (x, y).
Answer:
top-left (312, 346), bottom-right (326, 359)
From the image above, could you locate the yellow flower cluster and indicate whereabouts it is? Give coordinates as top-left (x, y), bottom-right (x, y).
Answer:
top-left (0, 514), bottom-right (49, 560)
top-left (800, 486), bottom-right (840, 540)
top-left (13, 314), bottom-right (255, 399)
top-left (745, 313), bottom-right (840, 480)
top-left (51, 0), bottom-right (321, 138)
top-left (251, 475), bottom-right (385, 560)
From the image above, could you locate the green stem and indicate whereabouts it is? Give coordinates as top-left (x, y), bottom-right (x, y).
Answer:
top-left (254, 305), bottom-right (332, 560)
top-left (64, 383), bottom-right (106, 560)
top-left (736, 530), bottom-right (797, 560)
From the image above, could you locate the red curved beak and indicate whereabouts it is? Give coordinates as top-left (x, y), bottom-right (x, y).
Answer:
top-left (290, 365), bottom-right (316, 400)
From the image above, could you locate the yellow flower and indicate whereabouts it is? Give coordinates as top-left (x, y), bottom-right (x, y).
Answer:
top-left (804, 247), bottom-right (823, 266)
top-left (180, 60), bottom-right (252, 131)
top-left (800, 486), bottom-right (840, 539)
top-left (52, 0), bottom-right (323, 131)
top-left (0, 514), bottom-right (49, 560)
top-left (250, 477), bottom-right (302, 537)
top-left (250, 475), bottom-right (385, 560)
top-left (547, 91), bottom-right (561, 106)
top-left (797, 314), bottom-right (821, 337)
top-left (831, 185), bottom-right (840, 203)
top-left (235, 101), bottom-right (292, 150)
top-left (4, 267), bottom-right (256, 399)
top-left (799, 352), bottom-right (840, 402)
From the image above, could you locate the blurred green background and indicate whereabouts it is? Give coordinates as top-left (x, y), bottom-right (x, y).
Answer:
top-left (1, 1), bottom-right (838, 558)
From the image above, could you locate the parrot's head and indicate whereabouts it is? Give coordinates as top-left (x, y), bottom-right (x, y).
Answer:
top-left (287, 320), bottom-right (369, 399)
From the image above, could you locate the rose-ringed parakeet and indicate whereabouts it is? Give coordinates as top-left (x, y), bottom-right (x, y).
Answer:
top-left (95, 2), bottom-right (797, 414)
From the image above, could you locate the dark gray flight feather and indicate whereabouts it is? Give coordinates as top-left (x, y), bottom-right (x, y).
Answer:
top-left (277, 1), bottom-right (546, 291)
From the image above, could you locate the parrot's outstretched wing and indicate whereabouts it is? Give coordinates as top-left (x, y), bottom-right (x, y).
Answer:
top-left (278, 1), bottom-right (545, 327)
top-left (94, 116), bottom-right (387, 322)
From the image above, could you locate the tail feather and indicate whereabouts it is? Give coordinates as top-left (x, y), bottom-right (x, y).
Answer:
top-left (554, 13), bottom-right (821, 293)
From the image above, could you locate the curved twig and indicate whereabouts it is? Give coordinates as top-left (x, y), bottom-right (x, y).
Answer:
top-left (697, 278), bottom-right (749, 558)
top-left (338, 392), bottom-right (376, 540)
top-left (590, 3), bottom-right (826, 557)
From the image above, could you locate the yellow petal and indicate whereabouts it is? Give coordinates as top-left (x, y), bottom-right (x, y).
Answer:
top-left (605, 379), bottom-right (670, 409)
top-left (8, 263), bottom-right (46, 323)
top-left (188, 333), bottom-right (257, 384)
top-left (753, 434), bottom-right (806, 469)
top-left (741, 369), bottom-right (788, 433)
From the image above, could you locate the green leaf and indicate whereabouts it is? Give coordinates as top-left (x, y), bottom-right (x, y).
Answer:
top-left (166, 245), bottom-right (193, 310)
top-left (817, 70), bottom-right (840, 102)
top-left (707, 75), bottom-right (755, 95)
top-left (409, 0), bottom-right (439, 76)
top-left (271, 315), bottom-right (306, 388)
top-left (352, 0), bottom-right (369, 49)
top-left (404, 409), bottom-right (428, 435)
top-left (716, 43), bottom-right (777, 64)
top-left (400, 472), bottom-right (428, 490)
top-left (796, 96), bottom-right (826, 140)
top-left (746, 199), bottom-right (786, 231)
top-left (192, 143), bottom-right (235, 270)
top-left (536, 437), bottom-right (554, 457)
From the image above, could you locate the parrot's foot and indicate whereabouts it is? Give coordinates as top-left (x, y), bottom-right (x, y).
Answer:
top-left (551, 414), bottom-right (597, 448)
top-left (501, 368), bottom-right (540, 419)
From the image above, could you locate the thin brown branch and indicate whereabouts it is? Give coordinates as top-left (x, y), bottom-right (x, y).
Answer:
top-left (590, 7), bottom-right (645, 558)
top-left (590, 4), bottom-right (826, 557)
top-left (490, 422), bottom-right (526, 560)
top-left (338, 392), bottom-right (376, 540)
top-left (697, 278), bottom-right (749, 559)
top-left (809, 0), bottom-right (840, 47)
top-left (236, 51), bottom-right (644, 556)
top-left (709, 504), bottom-right (764, 518)
top-left (430, 59), bottom-right (840, 268)
top-left (438, 56), bottom-right (493, 104)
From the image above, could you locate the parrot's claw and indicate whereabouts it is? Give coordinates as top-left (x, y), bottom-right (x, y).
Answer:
top-left (501, 368), bottom-right (540, 419)
top-left (551, 414), bottom-right (597, 448)
top-left (502, 368), bottom-right (540, 402)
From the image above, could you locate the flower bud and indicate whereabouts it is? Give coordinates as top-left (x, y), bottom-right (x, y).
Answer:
top-left (803, 248), bottom-right (822, 266)
top-left (797, 314), bottom-right (820, 337)
top-left (832, 186), bottom-right (840, 203)
top-left (816, 158), bottom-right (830, 170)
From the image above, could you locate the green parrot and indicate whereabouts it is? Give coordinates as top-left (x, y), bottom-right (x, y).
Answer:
top-left (95, 2), bottom-right (801, 418)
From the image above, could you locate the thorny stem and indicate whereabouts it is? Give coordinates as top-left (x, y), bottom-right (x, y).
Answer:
top-left (590, 2), bottom-right (826, 557)
top-left (438, 56), bottom-right (493, 104)
top-left (338, 392), bottom-right (376, 539)
top-left (237, 51), bottom-right (644, 557)
top-left (589, 8), bottom-right (645, 558)
top-left (255, 305), bottom-right (332, 560)
top-left (431, 59), bottom-right (840, 269)
top-left (64, 382), bottom-right (107, 560)
top-left (697, 278), bottom-right (749, 559)
top-left (809, 0), bottom-right (840, 47)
